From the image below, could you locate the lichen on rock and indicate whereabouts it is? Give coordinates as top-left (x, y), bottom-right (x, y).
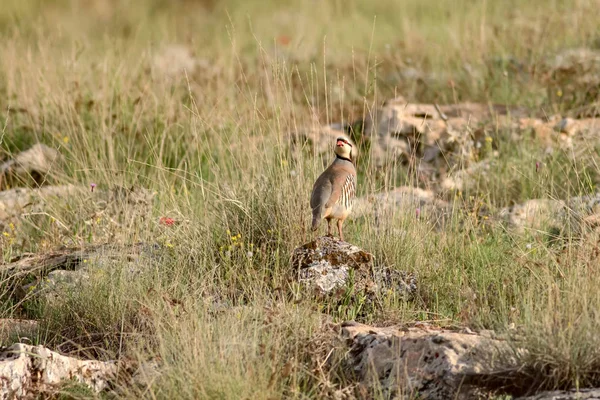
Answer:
top-left (0, 343), bottom-right (118, 398)
top-left (340, 322), bottom-right (520, 399)
top-left (291, 236), bottom-right (417, 301)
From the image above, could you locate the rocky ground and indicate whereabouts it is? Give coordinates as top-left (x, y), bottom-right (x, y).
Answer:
top-left (2, 0), bottom-right (600, 397)
top-left (5, 232), bottom-right (600, 399)
top-left (2, 76), bottom-right (600, 397)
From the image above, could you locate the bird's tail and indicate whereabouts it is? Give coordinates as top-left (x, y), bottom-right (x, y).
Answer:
top-left (311, 208), bottom-right (322, 231)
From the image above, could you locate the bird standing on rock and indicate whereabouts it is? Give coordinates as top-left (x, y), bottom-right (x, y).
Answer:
top-left (310, 136), bottom-right (357, 241)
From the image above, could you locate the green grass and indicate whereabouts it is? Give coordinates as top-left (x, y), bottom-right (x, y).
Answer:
top-left (1, 0), bottom-right (600, 398)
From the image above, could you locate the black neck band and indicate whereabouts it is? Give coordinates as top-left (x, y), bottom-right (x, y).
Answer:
top-left (336, 154), bottom-right (352, 162)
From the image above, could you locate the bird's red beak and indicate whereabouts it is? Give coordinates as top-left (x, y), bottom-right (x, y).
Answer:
top-left (336, 140), bottom-right (344, 147)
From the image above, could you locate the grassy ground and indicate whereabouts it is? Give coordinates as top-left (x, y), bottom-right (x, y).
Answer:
top-left (1, 0), bottom-right (600, 398)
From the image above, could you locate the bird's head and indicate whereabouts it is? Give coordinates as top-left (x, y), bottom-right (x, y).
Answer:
top-left (334, 136), bottom-right (353, 161)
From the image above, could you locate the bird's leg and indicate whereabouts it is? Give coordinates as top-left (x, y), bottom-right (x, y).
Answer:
top-left (326, 218), bottom-right (333, 237)
top-left (337, 219), bottom-right (344, 242)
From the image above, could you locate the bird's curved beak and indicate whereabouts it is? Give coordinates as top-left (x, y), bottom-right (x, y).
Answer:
top-left (336, 140), bottom-right (344, 147)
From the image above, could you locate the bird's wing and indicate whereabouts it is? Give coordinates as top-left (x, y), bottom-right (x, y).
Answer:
top-left (310, 174), bottom-right (332, 211)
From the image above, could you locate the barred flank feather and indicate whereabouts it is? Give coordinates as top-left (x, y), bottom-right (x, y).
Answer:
top-left (337, 174), bottom-right (356, 209)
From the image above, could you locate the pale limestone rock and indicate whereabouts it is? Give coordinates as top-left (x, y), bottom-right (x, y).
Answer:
top-left (0, 185), bottom-right (155, 243)
top-left (289, 123), bottom-right (354, 160)
top-left (21, 268), bottom-right (92, 301)
top-left (352, 186), bottom-right (450, 228)
top-left (364, 97), bottom-right (496, 168)
top-left (152, 44), bottom-right (198, 78)
top-left (291, 236), bottom-right (416, 299)
top-left (299, 262), bottom-right (349, 294)
top-left (6, 243), bottom-right (164, 302)
top-left (500, 193), bottom-right (600, 233)
top-left (555, 118), bottom-right (600, 137)
top-left (0, 343), bottom-right (117, 398)
top-left (292, 236), bottom-right (373, 295)
top-left (500, 199), bottom-right (566, 232)
top-left (293, 98), bottom-right (540, 172)
top-left (0, 320), bottom-right (38, 343)
top-left (341, 322), bottom-right (518, 399)
top-left (0, 144), bottom-right (61, 189)
top-left (516, 116), bottom-right (599, 148)
top-left (0, 185), bottom-right (84, 222)
top-left (518, 117), bottom-right (558, 144)
top-left (441, 160), bottom-right (493, 192)
top-left (542, 48), bottom-right (600, 115)
top-left (516, 388), bottom-right (600, 400)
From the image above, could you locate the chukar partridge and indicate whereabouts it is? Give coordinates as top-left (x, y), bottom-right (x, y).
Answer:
top-left (310, 136), bottom-right (356, 241)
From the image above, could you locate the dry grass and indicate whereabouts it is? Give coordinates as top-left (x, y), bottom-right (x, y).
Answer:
top-left (1, 0), bottom-right (600, 398)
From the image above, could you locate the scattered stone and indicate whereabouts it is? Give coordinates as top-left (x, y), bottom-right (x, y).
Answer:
top-left (293, 97), bottom-right (595, 189)
top-left (373, 267), bottom-right (418, 299)
top-left (516, 116), bottom-right (600, 148)
top-left (0, 320), bottom-right (38, 343)
top-left (340, 322), bottom-right (519, 400)
top-left (0, 184), bottom-right (84, 223)
top-left (151, 44), bottom-right (199, 78)
top-left (555, 118), bottom-right (600, 137)
top-left (440, 159), bottom-right (494, 192)
top-left (291, 236), bottom-right (374, 295)
top-left (362, 96), bottom-right (517, 169)
top-left (516, 388), bottom-right (600, 400)
top-left (541, 48), bottom-right (600, 116)
top-left (501, 193), bottom-right (600, 233)
top-left (1, 242), bottom-right (164, 301)
top-left (584, 213), bottom-right (600, 229)
top-left (500, 199), bottom-right (566, 232)
top-left (97, 185), bottom-right (156, 227)
top-left (0, 144), bottom-right (62, 190)
top-left (518, 116), bottom-right (562, 144)
top-left (352, 186), bottom-right (450, 227)
top-left (0, 343), bottom-right (118, 398)
top-left (290, 236), bottom-right (416, 299)
top-left (0, 184), bottom-right (155, 240)
top-left (289, 123), bottom-right (353, 160)
top-left (128, 358), bottom-right (162, 389)
top-left (290, 98), bottom-right (510, 172)
top-left (22, 268), bottom-right (91, 300)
